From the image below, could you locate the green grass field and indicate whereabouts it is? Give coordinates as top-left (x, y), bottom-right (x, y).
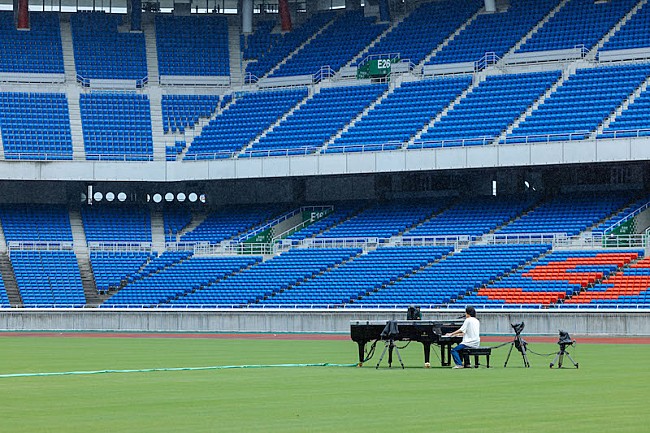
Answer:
top-left (0, 336), bottom-right (647, 433)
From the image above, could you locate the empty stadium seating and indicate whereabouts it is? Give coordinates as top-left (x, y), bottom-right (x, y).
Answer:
top-left (185, 88), bottom-right (308, 159)
top-left (416, 71), bottom-right (561, 147)
top-left (600, 1), bottom-right (650, 52)
top-left (331, 76), bottom-right (472, 152)
top-left (155, 14), bottom-right (230, 77)
top-left (428, 0), bottom-right (560, 65)
top-left (82, 206), bottom-right (152, 243)
top-left (71, 12), bottom-right (147, 81)
top-left (358, 0), bottom-right (483, 66)
top-left (102, 255), bottom-right (260, 307)
top-left (0, 12), bottom-right (64, 74)
top-left (249, 83), bottom-right (387, 155)
top-left (90, 251), bottom-right (153, 293)
top-left (505, 63), bottom-right (650, 142)
top-left (11, 250), bottom-right (85, 307)
top-left (0, 93), bottom-right (73, 160)
top-left (270, 11), bottom-right (389, 77)
top-left (172, 248), bottom-right (361, 307)
top-left (0, 205), bottom-right (73, 242)
top-left (599, 87), bottom-right (650, 139)
top-left (517, 0), bottom-right (639, 53)
top-left (162, 94), bottom-right (220, 134)
top-left (80, 93), bottom-right (153, 161)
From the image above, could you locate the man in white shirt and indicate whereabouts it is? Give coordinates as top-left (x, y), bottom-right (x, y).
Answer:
top-left (445, 305), bottom-right (480, 369)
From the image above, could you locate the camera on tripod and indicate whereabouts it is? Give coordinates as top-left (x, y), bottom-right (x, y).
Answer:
top-left (504, 321), bottom-right (530, 368)
top-left (551, 329), bottom-right (578, 369)
top-left (406, 305), bottom-right (421, 320)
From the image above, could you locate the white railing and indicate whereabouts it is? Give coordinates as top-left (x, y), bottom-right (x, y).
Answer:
top-left (394, 235), bottom-right (471, 249)
top-left (597, 128), bottom-right (650, 139)
top-left (483, 233), bottom-right (648, 249)
top-left (271, 205), bottom-right (334, 242)
top-left (193, 241), bottom-right (273, 256)
top-left (474, 52), bottom-right (501, 72)
top-left (604, 201), bottom-right (650, 234)
top-left (7, 241), bottom-right (74, 251)
top-left (87, 242), bottom-right (153, 252)
top-left (296, 237), bottom-right (380, 250)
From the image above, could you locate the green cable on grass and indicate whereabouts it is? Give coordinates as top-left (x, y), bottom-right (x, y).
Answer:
top-left (0, 362), bottom-right (358, 379)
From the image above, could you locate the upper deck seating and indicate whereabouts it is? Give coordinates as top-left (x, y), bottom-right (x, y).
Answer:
top-left (80, 93), bottom-right (153, 161)
top-left (155, 14), bottom-right (230, 77)
top-left (428, 0), bottom-right (560, 65)
top-left (0, 92), bottom-right (72, 160)
top-left (600, 2), bottom-right (650, 51)
top-left (162, 95), bottom-right (220, 134)
top-left (599, 87), bottom-right (650, 139)
top-left (331, 76), bottom-right (472, 152)
top-left (0, 12), bottom-right (64, 74)
top-left (71, 12), bottom-right (147, 81)
top-left (517, 0), bottom-right (639, 53)
top-left (505, 63), bottom-right (650, 142)
top-left (248, 83), bottom-right (387, 156)
top-left (244, 12), bottom-right (335, 79)
top-left (270, 11), bottom-right (388, 77)
top-left (185, 88), bottom-right (307, 159)
top-left (358, 0), bottom-right (483, 66)
top-left (416, 71), bottom-right (561, 147)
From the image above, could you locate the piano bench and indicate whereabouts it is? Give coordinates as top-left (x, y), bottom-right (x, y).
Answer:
top-left (460, 347), bottom-right (492, 368)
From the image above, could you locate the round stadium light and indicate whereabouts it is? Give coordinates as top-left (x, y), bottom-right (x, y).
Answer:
top-left (177, 192), bottom-right (186, 202)
top-left (199, 194), bottom-right (206, 203)
top-left (188, 193), bottom-right (198, 202)
top-left (80, 193), bottom-right (87, 203)
top-left (93, 192), bottom-right (103, 202)
top-left (153, 193), bottom-right (163, 203)
top-left (165, 192), bottom-right (174, 202)
top-left (106, 192), bottom-right (115, 202)
top-left (118, 192), bottom-right (127, 202)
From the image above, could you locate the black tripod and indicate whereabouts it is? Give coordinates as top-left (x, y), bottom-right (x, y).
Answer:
top-left (504, 322), bottom-right (530, 368)
top-left (375, 338), bottom-right (405, 369)
top-left (550, 342), bottom-right (579, 369)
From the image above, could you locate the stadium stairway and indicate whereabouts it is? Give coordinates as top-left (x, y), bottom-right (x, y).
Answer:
top-left (414, 5), bottom-right (483, 74)
top-left (69, 209), bottom-right (101, 305)
top-left (261, 15), bottom-right (337, 80)
top-left (148, 87), bottom-right (166, 161)
top-left (586, 0), bottom-right (649, 62)
top-left (228, 16), bottom-right (243, 86)
top-left (0, 253), bottom-right (21, 306)
top-left (150, 210), bottom-right (166, 252)
top-left (494, 69), bottom-right (568, 144)
top-left (59, 16), bottom-right (77, 84)
top-left (143, 20), bottom-right (160, 85)
top-left (593, 72), bottom-right (650, 138)
top-left (67, 87), bottom-right (86, 160)
top-left (174, 212), bottom-right (209, 242)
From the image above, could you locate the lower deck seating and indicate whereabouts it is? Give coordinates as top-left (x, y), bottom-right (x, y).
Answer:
top-left (90, 251), bottom-right (154, 293)
top-left (11, 250), bottom-right (85, 307)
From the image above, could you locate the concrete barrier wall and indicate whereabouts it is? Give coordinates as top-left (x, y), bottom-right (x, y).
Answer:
top-left (0, 310), bottom-right (649, 336)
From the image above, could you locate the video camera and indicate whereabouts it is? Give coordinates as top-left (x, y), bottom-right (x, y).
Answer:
top-left (511, 322), bottom-right (525, 335)
top-left (406, 305), bottom-right (421, 320)
top-left (558, 330), bottom-right (574, 346)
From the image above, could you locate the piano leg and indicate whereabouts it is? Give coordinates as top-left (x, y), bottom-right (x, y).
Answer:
top-left (357, 341), bottom-right (367, 367)
top-left (423, 342), bottom-right (432, 368)
top-left (440, 343), bottom-right (452, 366)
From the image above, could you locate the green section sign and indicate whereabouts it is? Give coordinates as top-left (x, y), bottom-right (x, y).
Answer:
top-left (357, 58), bottom-right (398, 79)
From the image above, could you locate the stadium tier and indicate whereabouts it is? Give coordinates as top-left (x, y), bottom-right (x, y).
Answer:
top-left (0, 93), bottom-right (72, 160)
top-left (0, 205), bottom-right (73, 242)
top-left (90, 251), bottom-right (154, 294)
top-left (71, 11), bottom-right (147, 82)
top-left (161, 95), bottom-right (221, 134)
top-left (357, 0), bottom-right (483, 66)
top-left (600, 1), bottom-right (650, 52)
top-left (81, 206), bottom-right (152, 243)
top-left (155, 14), bottom-right (230, 77)
top-left (427, 0), bottom-right (560, 65)
top-left (0, 12), bottom-right (64, 74)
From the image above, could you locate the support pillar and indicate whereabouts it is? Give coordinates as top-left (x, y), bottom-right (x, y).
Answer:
top-left (16, 0), bottom-right (29, 30)
top-left (279, 0), bottom-right (292, 31)
top-left (242, 0), bottom-right (253, 34)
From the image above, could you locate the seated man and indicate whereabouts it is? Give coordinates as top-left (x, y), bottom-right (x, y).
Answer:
top-left (445, 305), bottom-right (480, 369)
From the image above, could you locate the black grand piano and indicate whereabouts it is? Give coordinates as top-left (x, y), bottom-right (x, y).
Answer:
top-left (350, 319), bottom-right (463, 367)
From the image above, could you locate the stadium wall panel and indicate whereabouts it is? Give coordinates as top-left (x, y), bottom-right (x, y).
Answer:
top-left (0, 310), bottom-right (648, 336)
